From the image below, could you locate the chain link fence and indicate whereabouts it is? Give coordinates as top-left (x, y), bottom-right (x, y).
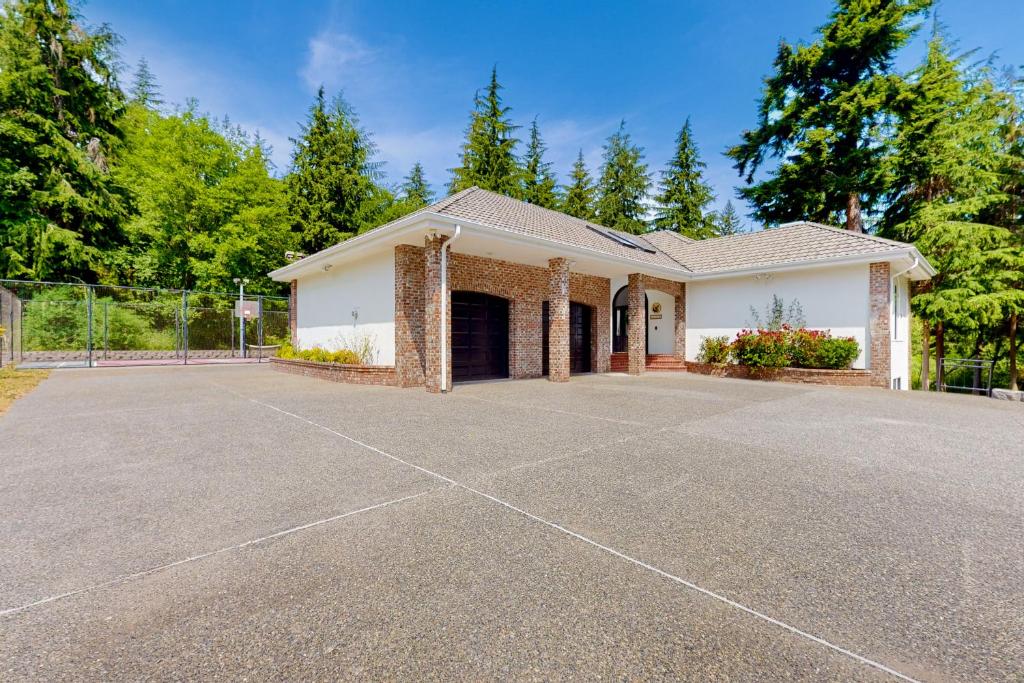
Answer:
top-left (0, 280), bottom-right (290, 368)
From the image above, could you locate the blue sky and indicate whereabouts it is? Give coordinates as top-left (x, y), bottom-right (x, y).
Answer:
top-left (90, 0), bottom-right (1024, 221)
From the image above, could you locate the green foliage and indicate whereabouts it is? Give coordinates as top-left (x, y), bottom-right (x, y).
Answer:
top-left (696, 336), bottom-right (730, 364)
top-left (730, 329), bottom-right (791, 368)
top-left (728, 0), bottom-right (933, 229)
top-left (448, 67), bottom-right (521, 197)
top-left (654, 119), bottom-right (717, 238)
top-left (278, 342), bottom-right (361, 365)
top-left (521, 119), bottom-right (559, 208)
top-left (287, 88), bottom-right (392, 253)
top-left (112, 103), bottom-right (293, 294)
top-left (813, 336), bottom-right (861, 369)
top-left (0, 0), bottom-right (129, 282)
top-left (596, 121), bottom-right (650, 234)
top-left (20, 287), bottom-right (177, 351)
top-left (713, 200), bottom-right (745, 236)
top-left (730, 327), bottom-right (859, 369)
top-left (561, 150), bottom-right (596, 221)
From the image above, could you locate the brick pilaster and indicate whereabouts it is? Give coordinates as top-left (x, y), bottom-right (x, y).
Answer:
top-left (674, 283), bottom-right (686, 360)
top-left (547, 258), bottom-right (570, 382)
top-left (869, 262), bottom-right (891, 389)
top-left (424, 234), bottom-right (448, 393)
top-left (627, 273), bottom-right (646, 375)
top-left (395, 245), bottom-right (426, 387)
top-left (288, 279), bottom-right (298, 345)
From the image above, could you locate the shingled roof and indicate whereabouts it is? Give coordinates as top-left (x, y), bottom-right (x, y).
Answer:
top-left (430, 187), bottom-right (684, 270)
top-left (425, 188), bottom-right (919, 274)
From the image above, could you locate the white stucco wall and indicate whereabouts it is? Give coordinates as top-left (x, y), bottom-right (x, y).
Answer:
top-left (891, 276), bottom-right (911, 389)
top-left (295, 250), bottom-right (396, 365)
top-left (686, 264), bottom-right (871, 369)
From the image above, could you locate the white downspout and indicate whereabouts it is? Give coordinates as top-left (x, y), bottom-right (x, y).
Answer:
top-left (890, 256), bottom-right (918, 281)
top-left (439, 225), bottom-right (462, 393)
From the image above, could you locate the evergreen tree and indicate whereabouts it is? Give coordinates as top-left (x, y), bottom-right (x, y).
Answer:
top-left (0, 0), bottom-right (128, 282)
top-left (561, 150), bottom-right (596, 221)
top-left (400, 162), bottom-right (433, 208)
top-left (130, 57), bottom-right (162, 107)
top-left (595, 121), bottom-right (650, 234)
top-left (880, 34), bottom-right (1018, 387)
top-left (448, 67), bottom-right (521, 196)
top-left (287, 88), bottom-right (391, 253)
top-left (728, 0), bottom-right (932, 231)
top-left (521, 118), bottom-right (559, 208)
top-left (714, 200), bottom-right (745, 236)
top-left (653, 118), bottom-right (717, 238)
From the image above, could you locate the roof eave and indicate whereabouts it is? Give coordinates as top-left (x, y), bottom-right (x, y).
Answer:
top-left (686, 248), bottom-right (935, 281)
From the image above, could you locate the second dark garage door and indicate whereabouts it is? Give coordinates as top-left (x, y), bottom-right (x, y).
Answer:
top-left (451, 291), bottom-right (510, 382)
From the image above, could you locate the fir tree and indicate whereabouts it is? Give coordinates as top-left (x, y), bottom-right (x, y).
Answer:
top-left (286, 88), bottom-right (391, 253)
top-left (521, 118), bottom-right (559, 208)
top-left (714, 200), bottom-right (745, 236)
top-left (448, 67), bottom-right (521, 196)
top-left (653, 118), bottom-right (716, 238)
top-left (130, 57), bottom-right (162, 107)
top-left (401, 162), bottom-right (433, 208)
top-left (880, 34), bottom-right (1017, 387)
top-left (595, 121), bottom-right (650, 234)
top-left (561, 150), bottom-right (596, 221)
top-left (728, 0), bottom-right (932, 231)
top-left (0, 0), bottom-right (129, 282)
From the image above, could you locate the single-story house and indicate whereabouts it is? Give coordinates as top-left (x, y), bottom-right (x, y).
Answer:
top-left (269, 187), bottom-right (934, 392)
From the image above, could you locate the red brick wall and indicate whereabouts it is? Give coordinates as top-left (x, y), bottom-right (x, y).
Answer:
top-left (687, 362), bottom-right (873, 387)
top-left (394, 245), bottom-right (611, 389)
top-left (547, 258), bottom-right (570, 382)
top-left (627, 274), bottom-right (646, 375)
top-left (868, 262), bottom-right (891, 389)
top-left (395, 245), bottom-right (426, 387)
top-left (271, 357), bottom-right (398, 386)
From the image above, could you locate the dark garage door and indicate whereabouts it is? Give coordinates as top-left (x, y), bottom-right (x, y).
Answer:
top-left (542, 301), bottom-right (593, 375)
top-left (451, 291), bottom-right (510, 382)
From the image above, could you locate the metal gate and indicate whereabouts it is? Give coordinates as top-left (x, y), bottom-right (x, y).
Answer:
top-left (0, 280), bottom-right (290, 369)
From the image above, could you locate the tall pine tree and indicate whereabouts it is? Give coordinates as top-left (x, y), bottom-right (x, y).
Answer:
top-left (880, 33), bottom-right (1014, 387)
top-left (595, 121), bottom-right (650, 234)
top-left (130, 57), bottom-right (163, 107)
top-left (521, 118), bottom-right (559, 208)
top-left (653, 118), bottom-right (717, 238)
top-left (714, 200), bottom-right (745, 236)
top-left (448, 67), bottom-right (521, 196)
top-left (728, 0), bottom-right (932, 231)
top-left (0, 0), bottom-right (128, 282)
top-left (400, 162), bottom-right (433, 208)
top-left (561, 150), bottom-right (596, 221)
top-left (287, 88), bottom-right (391, 253)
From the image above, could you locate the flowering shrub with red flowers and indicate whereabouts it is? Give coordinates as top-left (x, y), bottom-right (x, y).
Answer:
top-left (728, 326), bottom-right (859, 369)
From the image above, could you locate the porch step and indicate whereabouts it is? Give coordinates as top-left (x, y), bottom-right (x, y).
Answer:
top-left (609, 352), bottom-right (687, 372)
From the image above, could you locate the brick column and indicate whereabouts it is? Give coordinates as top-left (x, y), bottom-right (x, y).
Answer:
top-left (674, 283), bottom-right (686, 361)
top-left (424, 234), bottom-right (448, 393)
top-left (395, 245), bottom-right (426, 387)
top-left (869, 262), bottom-right (891, 389)
top-left (288, 279), bottom-right (298, 345)
top-left (547, 258), bottom-right (570, 382)
top-left (627, 273), bottom-right (646, 375)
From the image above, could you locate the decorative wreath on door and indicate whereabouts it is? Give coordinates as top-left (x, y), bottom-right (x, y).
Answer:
top-left (651, 302), bottom-right (662, 314)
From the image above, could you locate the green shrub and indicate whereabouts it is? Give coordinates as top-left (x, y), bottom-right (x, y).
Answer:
top-left (730, 329), bottom-right (790, 368)
top-left (812, 336), bottom-right (860, 369)
top-left (697, 336), bottom-right (731, 364)
top-left (280, 343), bottom-right (362, 365)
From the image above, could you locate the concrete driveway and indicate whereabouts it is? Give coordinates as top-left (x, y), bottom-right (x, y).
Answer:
top-left (1, 365), bottom-right (1021, 681)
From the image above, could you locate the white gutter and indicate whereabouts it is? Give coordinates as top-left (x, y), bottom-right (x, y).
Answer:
top-left (439, 225), bottom-right (461, 393)
top-left (890, 256), bottom-right (919, 281)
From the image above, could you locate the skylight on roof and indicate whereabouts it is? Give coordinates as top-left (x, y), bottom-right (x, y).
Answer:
top-left (585, 225), bottom-right (656, 254)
